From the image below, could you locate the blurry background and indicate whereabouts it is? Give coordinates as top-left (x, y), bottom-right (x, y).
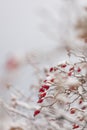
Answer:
top-left (0, 0), bottom-right (87, 59)
top-left (0, 0), bottom-right (58, 57)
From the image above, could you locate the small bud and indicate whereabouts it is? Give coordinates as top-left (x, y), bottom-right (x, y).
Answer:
top-left (61, 64), bottom-right (67, 68)
top-left (69, 67), bottom-right (74, 71)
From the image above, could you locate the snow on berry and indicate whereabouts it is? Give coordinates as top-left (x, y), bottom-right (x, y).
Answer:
top-left (42, 85), bottom-right (50, 90)
top-left (39, 92), bottom-right (46, 98)
top-left (70, 108), bottom-right (76, 114)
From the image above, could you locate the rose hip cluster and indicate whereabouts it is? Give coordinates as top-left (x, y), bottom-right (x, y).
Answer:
top-left (34, 84), bottom-right (50, 116)
top-left (34, 63), bottom-right (82, 116)
top-left (33, 61), bottom-right (87, 129)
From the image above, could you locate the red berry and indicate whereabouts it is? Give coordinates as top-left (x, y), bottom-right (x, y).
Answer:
top-left (73, 124), bottom-right (79, 129)
top-left (37, 99), bottom-right (43, 103)
top-left (70, 108), bottom-right (76, 114)
top-left (39, 88), bottom-right (45, 93)
top-left (50, 78), bottom-right (54, 82)
top-left (77, 67), bottom-right (81, 72)
top-left (50, 67), bottom-right (54, 72)
top-left (68, 72), bottom-right (72, 76)
top-left (79, 98), bottom-right (83, 104)
top-left (81, 106), bottom-right (86, 110)
top-left (34, 110), bottom-right (40, 117)
top-left (42, 85), bottom-right (50, 90)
